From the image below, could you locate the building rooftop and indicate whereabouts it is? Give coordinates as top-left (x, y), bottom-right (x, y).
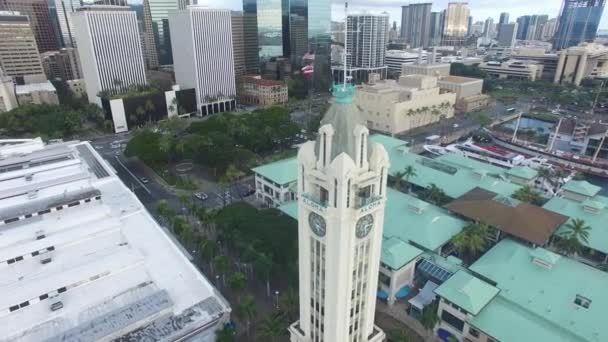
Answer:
top-left (15, 81), bottom-right (57, 95)
top-left (561, 180), bottom-right (602, 197)
top-left (241, 75), bottom-right (286, 87)
top-left (469, 238), bottom-right (608, 342)
top-left (370, 135), bottom-right (521, 199)
top-left (252, 157), bottom-right (298, 186)
top-left (543, 195), bottom-right (608, 254)
top-left (434, 270), bottom-right (499, 315)
top-left (438, 75), bottom-right (483, 84)
top-left (506, 165), bottom-right (538, 180)
top-left (445, 188), bottom-right (569, 245)
top-left (381, 237), bottom-right (423, 270)
top-left (0, 139), bottom-right (230, 341)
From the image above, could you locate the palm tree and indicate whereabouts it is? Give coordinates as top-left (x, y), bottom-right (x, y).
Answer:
top-left (393, 170), bottom-right (406, 191)
top-left (511, 185), bottom-right (543, 206)
top-left (228, 272), bottom-right (247, 303)
top-left (156, 199), bottom-right (169, 218)
top-left (402, 166), bottom-right (417, 193)
top-left (451, 222), bottom-right (489, 265)
top-left (421, 183), bottom-right (449, 205)
top-left (556, 218), bottom-right (591, 256)
top-left (280, 287), bottom-right (299, 321)
top-left (257, 313), bottom-right (287, 342)
top-left (215, 324), bottom-right (236, 342)
top-left (255, 252), bottom-right (273, 297)
top-left (214, 255), bottom-right (230, 285)
top-left (238, 294), bottom-right (257, 338)
top-left (420, 302), bottom-right (439, 339)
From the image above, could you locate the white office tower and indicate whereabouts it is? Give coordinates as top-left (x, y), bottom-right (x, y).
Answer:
top-left (72, 6), bottom-right (147, 104)
top-left (0, 139), bottom-right (231, 341)
top-left (288, 84), bottom-right (388, 342)
top-left (169, 7), bottom-right (236, 116)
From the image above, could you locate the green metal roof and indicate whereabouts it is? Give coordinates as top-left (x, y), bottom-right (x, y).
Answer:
top-left (434, 270), bottom-right (499, 315)
top-left (543, 195), bottom-right (608, 254)
top-left (369, 135), bottom-right (521, 199)
top-left (383, 188), bottom-right (466, 251)
top-left (252, 157), bottom-right (298, 186)
top-left (381, 237), bottom-right (423, 270)
top-left (469, 238), bottom-right (608, 342)
top-left (279, 201), bottom-right (298, 219)
top-left (507, 165), bottom-right (538, 180)
top-left (561, 180), bottom-right (601, 197)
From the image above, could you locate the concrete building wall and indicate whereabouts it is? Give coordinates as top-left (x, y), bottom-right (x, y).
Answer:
top-left (402, 63), bottom-right (450, 78)
top-left (437, 77), bottom-right (483, 99)
top-left (0, 76), bottom-right (17, 112)
top-left (0, 12), bottom-right (45, 80)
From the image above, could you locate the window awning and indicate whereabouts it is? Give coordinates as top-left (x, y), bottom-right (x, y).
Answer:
top-left (409, 280), bottom-right (438, 310)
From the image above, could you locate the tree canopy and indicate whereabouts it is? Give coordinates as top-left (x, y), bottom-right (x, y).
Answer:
top-left (0, 104), bottom-right (85, 139)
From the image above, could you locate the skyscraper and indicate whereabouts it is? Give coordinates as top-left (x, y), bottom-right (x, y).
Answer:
top-left (467, 15), bottom-right (472, 36)
top-left (542, 18), bottom-right (558, 41)
top-left (346, 13), bottom-right (389, 81)
top-left (527, 15), bottom-right (548, 40)
top-left (430, 12), bottom-right (444, 46)
top-left (400, 3), bottom-right (432, 48)
top-left (308, 0), bottom-right (332, 92)
top-left (0, 11), bottom-right (45, 82)
top-left (516, 15), bottom-right (530, 40)
top-left (497, 23), bottom-right (518, 48)
top-left (483, 17), bottom-right (494, 38)
top-left (169, 7), bottom-right (236, 115)
top-left (148, 0), bottom-right (179, 65)
top-left (54, 0), bottom-right (81, 47)
top-left (0, 0), bottom-right (59, 52)
top-left (499, 12), bottom-right (509, 25)
top-left (288, 83), bottom-right (389, 342)
top-left (141, 0), bottom-right (159, 70)
top-left (554, 0), bottom-right (606, 49)
top-left (442, 2), bottom-right (470, 45)
top-left (72, 6), bottom-right (147, 104)
top-left (231, 11), bottom-right (246, 78)
top-left (242, 5), bottom-right (259, 73)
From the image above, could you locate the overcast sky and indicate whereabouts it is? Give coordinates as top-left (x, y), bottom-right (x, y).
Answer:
top-left (134, 0), bottom-right (608, 30)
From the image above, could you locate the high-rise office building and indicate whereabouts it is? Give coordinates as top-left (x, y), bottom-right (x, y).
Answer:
top-left (442, 2), bottom-right (470, 45)
top-left (72, 6), bottom-right (147, 104)
top-left (0, 11), bottom-right (46, 82)
top-left (169, 7), bottom-right (236, 116)
top-left (54, 0), bottom-right (81, 47)
top-left (430, 12), bottom-right (444, 46)
top-left (542, 18), bottom-right (558, 41)
top-left (288, 83), bottom-right (388, 342)
top-left (141, 0), bottom-right (159, 70)
top-left (148, 0), bottom-right (178, 65)
top-left (0, 0), bottom-right (59, 53)
top-left (0, 67), bottom-right (17, 112)
top-left (497, 23), bottom-right (518, 48)
top-left (400, 3), bottom-right (432, 48)
top-left (499, 12), bottom-right (509, 25)
top-left (40, 48), bottom-right (82, 80)
top-left (242, 9), bottom-right (259, 73)
top-left (527, 15), bottom-right (548, 40)
top-left (308, 0), bottom-right (331, 92)
top-left (483, 17), bottom-right (494, 38)
top-left (346, 13), bottom-right (389, 81)
top-left (231, 11), bottom-right (246, 78)
top-left (467, 15), bottom-right (472, 36)
top-left (554, 0), bottom-right (606, 50)
top-left (516, 15), bottom-right (530, 40)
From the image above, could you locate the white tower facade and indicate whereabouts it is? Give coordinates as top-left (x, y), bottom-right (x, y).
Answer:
top-left (72, 6), bottom-right (147, 104)
top-left (289, 84), bottom-right (388, 342)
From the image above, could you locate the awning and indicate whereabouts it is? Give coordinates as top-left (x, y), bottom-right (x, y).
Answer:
top-left (395, 285), bottom-right (411, 299)
top-left (408, 280), bottom-right (438, 310)
top-left (417, 258), bottom-right (453, 283)
top-left (377, 289), bottom-right (389, 299)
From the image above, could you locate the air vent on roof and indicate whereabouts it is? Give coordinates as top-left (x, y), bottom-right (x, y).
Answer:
top-left (35, 230), bottom-right (45, 240)
top-left (574, 294), bottom-right (591, 309)
top-left (40, 257), bottom-right (52, 265)
top-left (50, 301), bottom-right (63, 311)
top-left (532, 257), bottom-right (553, 269)
top-left (25, 174), bottom-right (33, 181)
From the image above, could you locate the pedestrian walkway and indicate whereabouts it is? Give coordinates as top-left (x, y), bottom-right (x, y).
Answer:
top-left (375, 300), bottom-right (441, 342)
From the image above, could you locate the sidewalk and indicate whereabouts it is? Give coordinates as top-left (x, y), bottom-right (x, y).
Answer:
top-left (375, 300), bottom-right (441, 342)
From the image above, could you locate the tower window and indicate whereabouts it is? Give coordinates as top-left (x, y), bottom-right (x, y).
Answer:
top-left (323, 133), bottom-right (327, 167)
top-left (379, 168), bottom-right (384, 195)
top-left (346, 179), bottom-right (351, 208)
top-left (334, 179), bottom-right (338, 207)
top-left (359, 133), bottom-right (365, 167)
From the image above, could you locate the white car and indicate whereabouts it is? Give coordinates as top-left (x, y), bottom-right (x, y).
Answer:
top-left (194, 192), bottom-right (208, 201)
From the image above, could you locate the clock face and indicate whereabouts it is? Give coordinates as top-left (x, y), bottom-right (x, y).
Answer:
top-left (308, 212), bottom-right (326, 237)
top-left (356, 214), bottom-right (374, 238)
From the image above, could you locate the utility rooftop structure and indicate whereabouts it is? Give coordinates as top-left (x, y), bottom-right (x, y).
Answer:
top-left (0, 139), bottom-right (230, 341)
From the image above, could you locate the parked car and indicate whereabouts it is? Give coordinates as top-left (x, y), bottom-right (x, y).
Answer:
top-left (140, 177), bottom-right (149, 184)
top-left (194, 192), bottom-right (208, 201)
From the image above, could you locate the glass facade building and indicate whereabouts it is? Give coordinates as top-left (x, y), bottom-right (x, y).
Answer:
top-left (148, 0), bottom-right (178, 65)
top-left (554, 0), bottom-right (606, 50)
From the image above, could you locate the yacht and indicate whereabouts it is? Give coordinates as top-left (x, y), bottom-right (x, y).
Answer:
top-left (424, 139), bottom-right (527, 169)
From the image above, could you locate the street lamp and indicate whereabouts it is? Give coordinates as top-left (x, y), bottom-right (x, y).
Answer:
top-left (275, 290), bottom-right (280, 310)
top-left (216, 275), bottom-right (220, 287)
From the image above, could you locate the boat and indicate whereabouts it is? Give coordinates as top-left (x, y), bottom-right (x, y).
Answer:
top-left (424, 139), bottom-right (527, 169)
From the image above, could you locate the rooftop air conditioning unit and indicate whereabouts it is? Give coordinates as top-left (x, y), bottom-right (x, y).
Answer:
top-left (40, 257), bottom-right (52, 265)
top-left (50, 301), bottom-right (63, 311)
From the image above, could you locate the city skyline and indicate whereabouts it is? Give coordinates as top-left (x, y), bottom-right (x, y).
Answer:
top-left (154, 0), bottom-right (608, 30)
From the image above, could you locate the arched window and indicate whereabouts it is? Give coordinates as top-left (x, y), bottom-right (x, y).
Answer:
top-left (346, 179), bottom-right (351, 208)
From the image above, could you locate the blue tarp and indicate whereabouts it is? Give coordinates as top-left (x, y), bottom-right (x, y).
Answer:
top-left (437, 328), bottom-right (454, 341)
top-left (395, 285), bottom-right (411, 299)
top-left (377, 289), bottom-right (389, 299)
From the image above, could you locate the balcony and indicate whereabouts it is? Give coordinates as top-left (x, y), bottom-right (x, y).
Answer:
top-left (302, 193), bottom-right (328, 211)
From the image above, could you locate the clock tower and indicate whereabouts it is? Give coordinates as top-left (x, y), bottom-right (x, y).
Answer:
top-left (288, 84), bottom-right (388, 342)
